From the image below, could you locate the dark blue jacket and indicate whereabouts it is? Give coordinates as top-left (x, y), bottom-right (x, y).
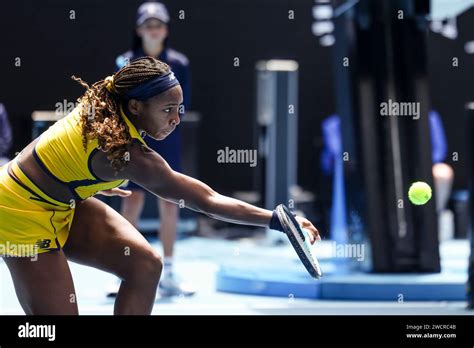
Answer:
top-left (0, 103), bottom-right (12, 157)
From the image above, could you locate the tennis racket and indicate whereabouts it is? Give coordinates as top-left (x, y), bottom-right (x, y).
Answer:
top-left (275, 204), bottom-right (323, 279)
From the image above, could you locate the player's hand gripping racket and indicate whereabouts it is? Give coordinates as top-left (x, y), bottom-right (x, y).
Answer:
top-left (275, 204), bottom-right (323, 279)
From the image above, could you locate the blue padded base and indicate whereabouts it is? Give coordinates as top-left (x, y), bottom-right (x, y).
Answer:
top-left (216, 241), bottom-right (469, 301)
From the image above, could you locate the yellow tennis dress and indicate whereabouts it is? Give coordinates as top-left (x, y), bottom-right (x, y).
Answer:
top-left (0, 105), bottom-right (146, 257)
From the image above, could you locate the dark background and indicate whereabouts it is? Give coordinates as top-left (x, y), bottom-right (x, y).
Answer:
top-left (0, 0), bottom-right (472, 197)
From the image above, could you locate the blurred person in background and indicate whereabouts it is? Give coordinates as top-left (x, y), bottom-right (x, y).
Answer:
top-left (0, 103), bottom-right (13, 166)
top-left (110, 1), bottom-right (193, 297)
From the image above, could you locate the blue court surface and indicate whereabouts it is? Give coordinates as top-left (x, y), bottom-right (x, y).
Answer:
top-left (1, 236), bottom-right (472, 315)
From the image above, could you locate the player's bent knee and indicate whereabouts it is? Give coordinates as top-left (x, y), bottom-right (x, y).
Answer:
top-left (127, 248), bottom-right (163, 284)
top-left (147, 250), bottom-right (163, 276)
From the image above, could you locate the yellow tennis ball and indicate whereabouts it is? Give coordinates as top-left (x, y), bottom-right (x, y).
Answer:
top-left (408, 181), bottom-right (432, 205)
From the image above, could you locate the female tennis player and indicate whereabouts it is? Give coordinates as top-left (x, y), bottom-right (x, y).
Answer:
top-left (0, 56), bottom-right (320, 315)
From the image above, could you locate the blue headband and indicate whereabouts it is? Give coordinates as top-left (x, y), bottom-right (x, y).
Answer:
top-left (125, 71), bottom-right (180, 101)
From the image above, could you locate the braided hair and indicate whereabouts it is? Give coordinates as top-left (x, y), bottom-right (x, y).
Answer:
top-left (72, 56), bottom-right (170, 172)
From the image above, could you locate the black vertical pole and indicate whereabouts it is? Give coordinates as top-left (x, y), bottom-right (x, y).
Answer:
top-left (388, 0), bottom-right (439, 272)
top-left (333, 0), bottom-right (439, 272)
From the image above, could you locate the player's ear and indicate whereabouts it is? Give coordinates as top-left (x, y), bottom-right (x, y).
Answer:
top-left (127, 99), bottom-right (141, 117)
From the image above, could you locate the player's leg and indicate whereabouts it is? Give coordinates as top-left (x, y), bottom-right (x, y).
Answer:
top-left (104, 185), bottom-right (146, 298)
top-left (158, 198), bottom-right (178, 269)
top-left (63, 197), bottom-right (162, 315)
top-left (157, 198), bottom-right (196, 296)
top-left (3, 251), bottom-right (78, 315)
top-left (432, 162), bottom-right (454, 212)
top-left (120, 189), bottom-right (146, 228)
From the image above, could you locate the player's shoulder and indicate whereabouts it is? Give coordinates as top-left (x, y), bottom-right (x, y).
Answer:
top-left (0, 103), bottom-right (5, 115)
top-left (115, 50), bottom-right (135, 69)
top-left (166, 48), bottom-right (189, 67)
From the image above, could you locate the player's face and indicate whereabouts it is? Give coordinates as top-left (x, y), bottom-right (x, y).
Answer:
top-left (137, 19), bottom-right (168, 46)
top-left (129, 85), bottom-right (183, 140)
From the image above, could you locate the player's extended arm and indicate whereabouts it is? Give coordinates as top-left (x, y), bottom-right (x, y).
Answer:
top-left (91, 140), bottom-right (319, 241)
top-left (123, 141), bottom-right (272, 228)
